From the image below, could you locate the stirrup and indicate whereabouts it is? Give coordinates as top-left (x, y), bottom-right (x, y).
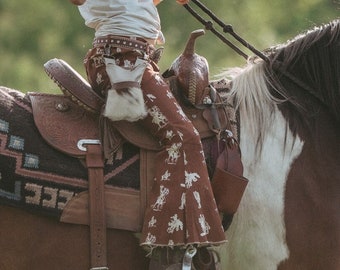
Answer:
top-left (193, 247), bottom-right (220, 270)
top-left (182, 246), bottom-right (197, 270)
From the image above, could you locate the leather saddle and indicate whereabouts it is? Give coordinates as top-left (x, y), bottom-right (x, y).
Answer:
top-left (29, 57), bottom-right (238, 269)
top-left (28, 58), bottom-right (231, 231)
top-left (30, 28), bottom-right (240, 268)
top-left (38, 58), bottom-right (225, 157)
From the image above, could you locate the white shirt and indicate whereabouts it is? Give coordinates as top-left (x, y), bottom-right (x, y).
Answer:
top-left (78, 0), bottom-right (165, 44)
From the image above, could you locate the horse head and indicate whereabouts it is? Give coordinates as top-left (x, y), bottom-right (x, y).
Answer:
top-left (167, 29), bottom-right (210, 105)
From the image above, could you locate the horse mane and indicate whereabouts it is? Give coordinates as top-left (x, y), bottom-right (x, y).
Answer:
top-left (222, 19), bottom-right (340, 150)
top-left (222, 61), bottom-right (281, 150)
top-left (268, 19), bottom-right (340, 121)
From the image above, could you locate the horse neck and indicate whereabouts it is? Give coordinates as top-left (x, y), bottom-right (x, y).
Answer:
top-left (271, 20), bottom-right (340, 123)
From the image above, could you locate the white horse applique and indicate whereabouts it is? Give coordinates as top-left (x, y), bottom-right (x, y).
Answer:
top-left (193, 191), bottom-right (202, 209)
top-left (148, 105), bottom-right (168, 130)
top-left (174, 102), bottom-right (189, 121)
top-left (198, 214), bottom-right (210, 236)
top-left (151, 185), bottom-right (169, 211)
top-left (181, 171), bottom-right (200, 188)
top-left (161, 170), bottom-right (171, 181)
top-left (148, 216), bottom-right (157, 228)
top-left (145, 233), bottom-right (156, 245)
top-left (167, 214), bottom-right (183, 234)
top-left (179, 193), bottom-right (186, 210)
top-left (166, 142), bottom-right (182, 164)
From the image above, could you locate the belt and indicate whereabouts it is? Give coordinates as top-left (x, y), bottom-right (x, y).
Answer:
top-left (93, 35), bottom-right (152, 53)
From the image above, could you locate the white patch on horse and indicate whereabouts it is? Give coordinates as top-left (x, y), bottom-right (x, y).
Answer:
top-left (223, 62), bottom-right (304, 270)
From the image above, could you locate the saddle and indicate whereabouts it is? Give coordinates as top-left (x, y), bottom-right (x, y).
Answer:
top-left (28, 55), bottom-right (232, 268)
top-left (41, 58), bottom-right (224, 153)
top-left (33, 57), bottom-right (227, 206)
top-left (31, 30), bottom-right (246, 269)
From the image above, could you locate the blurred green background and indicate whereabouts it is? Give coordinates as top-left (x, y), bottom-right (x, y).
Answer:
top-left (0, 0), bottom-right (338, 93)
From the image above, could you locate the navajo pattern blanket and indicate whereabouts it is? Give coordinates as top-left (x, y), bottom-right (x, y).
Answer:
top-left (0, 87), bottom-right (140, 219)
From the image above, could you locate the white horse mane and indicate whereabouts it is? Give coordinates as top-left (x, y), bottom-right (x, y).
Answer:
top-left (221, 60), bottom-right (284, 149)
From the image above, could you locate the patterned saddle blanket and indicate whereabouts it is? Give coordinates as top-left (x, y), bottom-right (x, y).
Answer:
top-left (0, 87), bottom-right (155, 232)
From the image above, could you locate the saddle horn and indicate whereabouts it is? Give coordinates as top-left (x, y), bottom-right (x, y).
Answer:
top-left (169, 29), bottom-right (210, 105)
top-left (182, 29), bottom-right (205, 56)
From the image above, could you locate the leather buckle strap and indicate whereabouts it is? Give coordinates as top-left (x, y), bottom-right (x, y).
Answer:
top-left (93, 35), bottom-right (150, 53)
top-left (78, 141), bottom-right (108, 270)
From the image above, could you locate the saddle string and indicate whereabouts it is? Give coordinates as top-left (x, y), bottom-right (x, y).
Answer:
top-left (184, 0), bottom-right (270, 63)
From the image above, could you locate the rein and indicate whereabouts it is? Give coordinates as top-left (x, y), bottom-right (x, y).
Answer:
top-left (184, 0), bottom-right (269, 63)
top-left (184, 1), bottom-right (329, 109)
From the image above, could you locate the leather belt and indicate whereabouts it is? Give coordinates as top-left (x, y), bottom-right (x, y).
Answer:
top-left (93, 35), bottom-right (152, 53)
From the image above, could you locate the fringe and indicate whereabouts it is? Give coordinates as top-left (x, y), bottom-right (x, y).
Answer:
top-left (99, 115), bottom-right (124, 162)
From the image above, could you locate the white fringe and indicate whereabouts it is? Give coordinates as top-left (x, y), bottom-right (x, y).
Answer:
top-left (103, 87), bottom-right (147, 122)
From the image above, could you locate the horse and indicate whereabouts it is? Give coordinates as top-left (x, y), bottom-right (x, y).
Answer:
top-left (0, 19), bottom-right (339, 269)
top-left (219, 19), bottom-right (340, 269)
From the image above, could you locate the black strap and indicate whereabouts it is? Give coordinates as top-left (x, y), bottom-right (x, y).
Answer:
top-left (184, 0), bottom-right (269, 63)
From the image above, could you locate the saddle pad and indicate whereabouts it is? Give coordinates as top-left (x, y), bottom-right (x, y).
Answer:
top-left (0, 88), bottom-right (145, 232)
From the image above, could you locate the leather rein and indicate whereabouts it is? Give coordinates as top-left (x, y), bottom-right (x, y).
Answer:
top-left (184, 0), bottom-right (269, 63)
top-left (184, 1), bottom-right (327, 112)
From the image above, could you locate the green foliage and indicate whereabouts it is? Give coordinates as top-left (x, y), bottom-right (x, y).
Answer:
top-left (0, 0), bottom-right (338, 92)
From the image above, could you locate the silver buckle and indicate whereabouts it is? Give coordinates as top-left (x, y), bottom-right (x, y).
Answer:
top-left (77, 139), bottom-right (101, 151)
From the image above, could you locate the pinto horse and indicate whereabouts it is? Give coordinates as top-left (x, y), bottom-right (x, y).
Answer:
top-left (220, 19), bottom-right (340, 270)
top-left (0, 20), bottom-right (340, 270)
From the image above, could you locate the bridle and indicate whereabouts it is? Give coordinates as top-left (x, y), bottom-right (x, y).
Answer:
top-left (184, 0), bottom-right (270, 63)
top-left (184, 0), bottom-right (328, 108)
